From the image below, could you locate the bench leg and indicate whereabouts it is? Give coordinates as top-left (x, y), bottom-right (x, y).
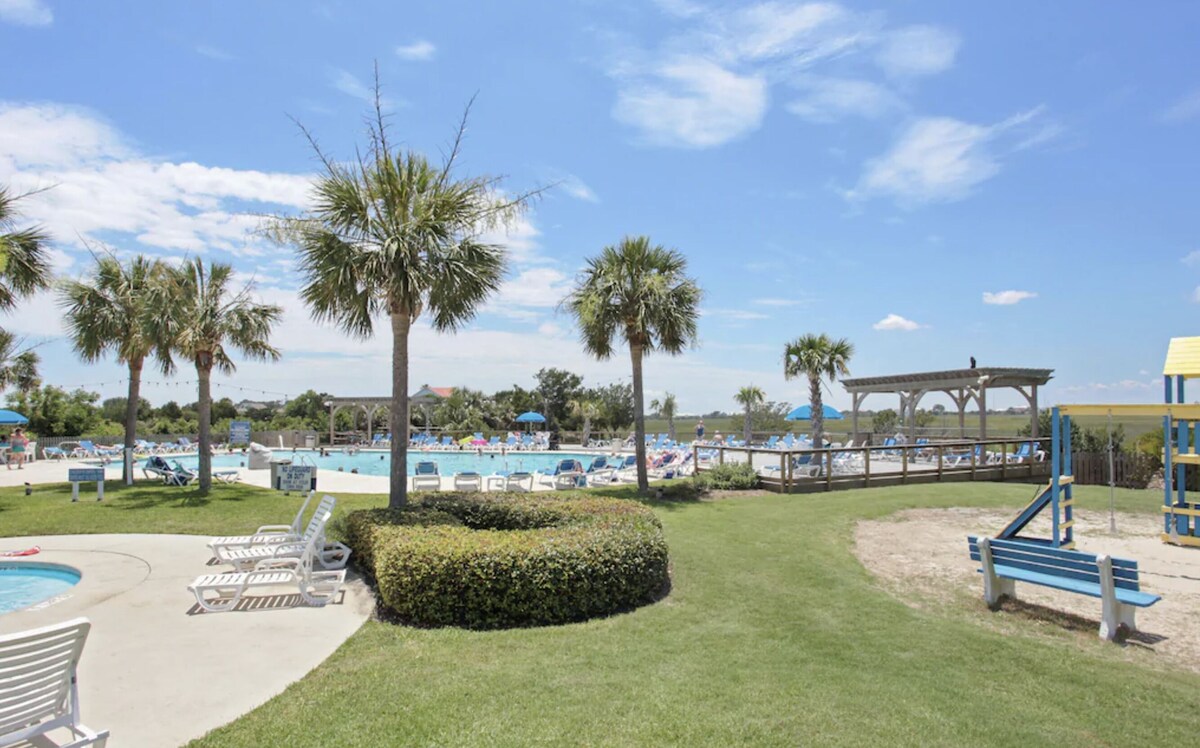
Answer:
top-left (1097, 555), bottom-right (1131, 641)
top-left (979, 538), bottom-right (1016, 608)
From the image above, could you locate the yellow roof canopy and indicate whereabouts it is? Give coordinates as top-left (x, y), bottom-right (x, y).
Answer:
top-left (1164, 336), bottom-right (1200, 378)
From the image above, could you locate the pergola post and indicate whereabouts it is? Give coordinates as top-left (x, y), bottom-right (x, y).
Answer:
top-left (851, 392), bottom-right (862, 442)
top-left (956, 389), bottom-right (967, 437)
top-left (1030, 385), bottom-right (1039, 438)
top-left (979, 386), bottom-right (988, 440)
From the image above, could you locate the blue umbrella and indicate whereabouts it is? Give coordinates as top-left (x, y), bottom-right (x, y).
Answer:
top-left (515, 411), bottom-right (546, 423)
top-left (785, 404), bottom-right (844, 421)
top-left (0, 409), bottom-right (29, 425)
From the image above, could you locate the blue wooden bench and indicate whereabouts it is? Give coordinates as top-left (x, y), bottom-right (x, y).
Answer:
top-left (967, 536), bottom-right (1161, 641)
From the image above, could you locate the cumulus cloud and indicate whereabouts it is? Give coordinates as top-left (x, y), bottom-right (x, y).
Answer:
top-left (0, 0), bottom-right (51, 26)
top-left (608, 2), bottom-right (960, 146)
top-left (787, 77), bottom-right (902, 122)
top-left (982, 290), bottom-right (1037, 305)
top-left (874, 25), bottom-right (960, 77)
top-left (395, 40), bottom-right (436, 61)
top-left (752, 297), bottom-right (804, 307)
top-left (0, 102), bottom-right (312, 258)
top-left (872, 313), bottom-right (922, 331)
top-left (703, 307), bottom-right (770, 321)
top-left (613, 57), bottom-right (768, 148)
top-left (555, 174), bottom-right (599, 203)
top-left (195, 44), bottom-right (234, 61)
top-left (1161, 89), bottom-right (1200, 124)
top-left (848, 107), bottom-right (1055, 204)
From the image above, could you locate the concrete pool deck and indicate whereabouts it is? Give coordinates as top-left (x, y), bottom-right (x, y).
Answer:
top-left (0, 534), bottom-right (373, 747)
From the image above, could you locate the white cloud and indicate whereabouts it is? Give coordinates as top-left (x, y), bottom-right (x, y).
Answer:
top-left (330, 69), bottom-right (374, 102)
top-left (1162, 90), bottom-right (1200, 124)
top-left (1192, 286), bottom-right (1200, 304)
top-left (1181, 250), bottom-right (1200, 266)
top-left (195, 45), bottom-right (234, 61)
top-left (613, 57), bottom-right (768, 148)
top-left (703, 307), bottom-right (770, 321)
top-left (787, 77), bottom-right (901, 122)
top-left (395, 40), bottom-right (436, 61)
top-left (0, 0), bottom-right (51, 26)
top-left (0, 102), bottom-right (313, 259)
top-left (752, 297), bottom-right (804, 307)
top-left (556, 174), bottom-right (599, 203)
top-left (608, 2), bottom-right (959, 147)
top-left (848, 108), bottom-right (1053, 204)
top-left (982, 290), bottom-right (1037, 305)
top-left (872, 313), bottom-right (922, 331)
top-left (875, 25), bottom-right (960, 77)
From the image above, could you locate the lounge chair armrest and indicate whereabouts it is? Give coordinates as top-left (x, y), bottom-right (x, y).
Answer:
top-left (253, 557), bottom-right (301, 572)
top-left (253, 524), bottom-right (293, 535)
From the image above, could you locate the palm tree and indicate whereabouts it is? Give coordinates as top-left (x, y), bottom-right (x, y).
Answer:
top-left (649, 392), bottom-right (677, 442)
top-left (276, 91), bottom-right (531, 509)
top-left (0, 329), bottom-right (39, 393)
top-left (734, 385), bottom-right (765, 444)
top-left (565, 236), bottom-right (702, 493)
top-left (0, 187), bottom-right (53, 387)
top-left (783, 334), bottom-right (854, 448)
top-left (59, 254), bottom-right (169, 482)
top-left (569, 398), bottom-right (601, 447)
top-left (152, 259), bottom-right (281, 494)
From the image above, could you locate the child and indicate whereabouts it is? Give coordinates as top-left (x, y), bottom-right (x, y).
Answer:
top-left (10, 428), bottom-right (27, 469)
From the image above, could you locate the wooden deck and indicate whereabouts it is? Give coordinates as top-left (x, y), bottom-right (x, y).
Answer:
top-left (695, 438), bottom-right (1052, 493)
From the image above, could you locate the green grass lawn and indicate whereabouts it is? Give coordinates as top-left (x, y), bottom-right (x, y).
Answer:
top-left (3, 480), bottom-right (1196, 745)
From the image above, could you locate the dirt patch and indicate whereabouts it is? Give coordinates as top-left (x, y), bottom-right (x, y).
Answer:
top-left (855, 506), bottom-right (1200, 672)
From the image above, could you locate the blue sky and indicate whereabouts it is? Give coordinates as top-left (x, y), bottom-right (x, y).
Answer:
top-left (2, 0), bottom-right (1198, 413)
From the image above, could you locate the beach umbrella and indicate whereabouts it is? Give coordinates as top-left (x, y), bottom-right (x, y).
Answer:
top-left (515, 411), bottom-right (546, 433)
top-left (785, 404), bottom-right (844, 421)
top-left (0, 410), bottom-right (29, 425)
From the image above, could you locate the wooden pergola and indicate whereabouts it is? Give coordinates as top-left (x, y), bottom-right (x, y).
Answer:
top-left (840, 367), bottom-right (1054, 441)
top-left (324, 387), bottom-right (451, 443)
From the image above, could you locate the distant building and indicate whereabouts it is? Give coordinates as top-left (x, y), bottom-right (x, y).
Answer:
top-left (409, 386), bottom-right (454, 406)
top-left (235, 399), bottom-right (277, 414)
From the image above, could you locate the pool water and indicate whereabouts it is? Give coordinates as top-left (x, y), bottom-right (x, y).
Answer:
top-left (0, 562), bottom-right (81, 614)
top-left (172, 449), bottom-right (607, 477)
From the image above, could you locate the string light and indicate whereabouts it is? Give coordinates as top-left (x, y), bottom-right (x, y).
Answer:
top-left (57, 378), bottom-right (295, 402)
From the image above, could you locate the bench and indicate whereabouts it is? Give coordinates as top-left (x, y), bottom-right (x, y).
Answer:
top-left (967, 536), bottom-right (1161, 641)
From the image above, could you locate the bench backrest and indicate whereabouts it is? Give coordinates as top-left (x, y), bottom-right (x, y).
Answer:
top-left (968, 536), bottom-right (1141, 591)
top-left (0, 618), bottom-right (90, 740)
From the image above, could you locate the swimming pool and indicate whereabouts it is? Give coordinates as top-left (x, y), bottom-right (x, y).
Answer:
top-left (0, 562), bottom-right (81, 614)
top-left (170, 449), bottom-right (611, 477)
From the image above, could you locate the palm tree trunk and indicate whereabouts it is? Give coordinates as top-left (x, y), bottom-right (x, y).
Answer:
top-left (582, 416), bottom-right (591, 448)
top-left (197, 359), bottom-right (212, 494)
top-left (123, 358), bottom-right (143, 484)
top-left (809, 375), bottom-right (824, 449)
top-left (630, 342), bottom-right (649, 493)
top-left (667, 414), bottom-right (675, 442)
top-left (389, 312), bottom-right (410, 509)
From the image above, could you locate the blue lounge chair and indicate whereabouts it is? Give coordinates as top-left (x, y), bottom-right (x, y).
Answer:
top-left (413, 460), bottom-right (441, 491)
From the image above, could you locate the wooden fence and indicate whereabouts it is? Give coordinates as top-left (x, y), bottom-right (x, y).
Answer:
top-left (1070, 451), bottom-right (1160, 489)
top-left (695, 438), bottom-right (1053, 493)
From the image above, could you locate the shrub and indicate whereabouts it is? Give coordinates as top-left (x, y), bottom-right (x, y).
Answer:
top-left (694, 461), bottom-right (759, 491)
top-left (344, 493), bottom-right (669, 629)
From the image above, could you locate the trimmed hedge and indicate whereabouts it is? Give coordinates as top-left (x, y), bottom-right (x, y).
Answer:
top-left (344, 493), bottom-right (669, 629)
top-left (693, 461), bottom-right (759, 490)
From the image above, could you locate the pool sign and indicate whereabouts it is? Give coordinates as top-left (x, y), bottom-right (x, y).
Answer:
top-left (275, 464), bottom-right (317, 493)
top-left (68, 467), bottom-right (105, 502)
top-left (229, 420), bottom-right (252, 445)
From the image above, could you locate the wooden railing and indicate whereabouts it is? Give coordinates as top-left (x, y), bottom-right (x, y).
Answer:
top-left (693, 438), bottom-right (1053, 493)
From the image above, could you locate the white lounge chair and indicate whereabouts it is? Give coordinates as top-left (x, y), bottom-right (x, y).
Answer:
top-left (412, 461), bottom-right (441, 491)
top-left (505, 472), bottom-right (534, 492)
top-left (553, 471), bottom-right (585, 490)
top-left (0, 617), bottom-right (110, 747)
top-left (208, 491), bottom-right (317, 555)
top-left (212, 495), bottom-right (349, 571)
top-left (189, 509), bottom-right (348, 613)
top-left (453, 472), bottom-right (482, 491)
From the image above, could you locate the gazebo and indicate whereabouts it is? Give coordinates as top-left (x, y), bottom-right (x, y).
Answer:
top-left (324, 386), bottom-right (455, 443)
top-left (840, 367), bottom-right (1054, 441)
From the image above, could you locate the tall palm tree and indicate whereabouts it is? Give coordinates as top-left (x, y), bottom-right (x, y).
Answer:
top-left (59, 254), bottom-right (168, 482)
top-left (565, 236), bottom-right (702, 493)
top-left (0, 187), bottom-right (52, 313)
top-left (734, 385), bottom-right (765, 444)
top-left (569, 398), bottom-right (601, 447)
top-left (0, 329), bottom-right (39, 393)
top-left (649, 392), bottom-right (677, 442)
top-left (276, 92), bottom-right (531, 509)
top-left (152, 259), bottom-right (281, 494)
top-left (783, 334), bottom-right (854, 448)
top-left (0, 187), bottom-right (53, 388)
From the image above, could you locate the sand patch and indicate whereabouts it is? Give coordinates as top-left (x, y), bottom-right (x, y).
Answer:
top-left (855, 505), bottom-right (1200, 672)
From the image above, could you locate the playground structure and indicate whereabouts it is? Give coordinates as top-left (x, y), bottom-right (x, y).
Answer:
top-left (996, 336), bottom-right (1200, 549)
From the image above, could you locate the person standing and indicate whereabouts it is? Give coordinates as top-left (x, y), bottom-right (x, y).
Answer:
top-left (10, 428), bottom-right (28, 470)
top-left (696, 419), bottom-right (705, 443)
